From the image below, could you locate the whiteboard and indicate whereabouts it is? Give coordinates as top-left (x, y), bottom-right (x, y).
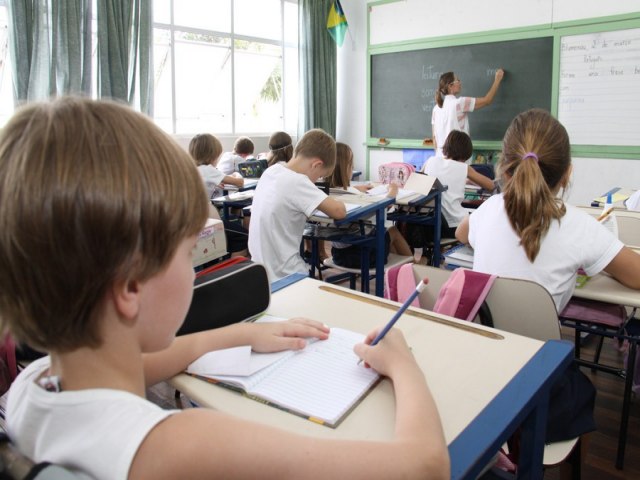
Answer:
top-left (558, 28), bottom-right (640, 146)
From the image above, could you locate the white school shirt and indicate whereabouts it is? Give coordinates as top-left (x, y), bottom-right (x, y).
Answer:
top-left (431, 95), bottom-right (475, 157)
top-left (424, 155), bottom-right (469, 227)
top-left (217, 152), bottom-right (246, 175)
top-left (6, 357), bottom-right (176, 480)
top-left (197, 164), bottom-right (225, 199)
top-left (468, 194), bottom-right (624, 312)
top-left (248, 164), bottom-right (327, 281)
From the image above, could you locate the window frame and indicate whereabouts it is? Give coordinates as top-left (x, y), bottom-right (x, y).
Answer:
top-left (153, 0), bottom-right (298, 136)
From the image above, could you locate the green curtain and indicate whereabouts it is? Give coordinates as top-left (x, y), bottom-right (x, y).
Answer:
top-left (97, 0), bottom-right (153, 114)
top-left (298, 0), bottom-right (336, 138)
top-left (8, 0), bottom-right (91, 103)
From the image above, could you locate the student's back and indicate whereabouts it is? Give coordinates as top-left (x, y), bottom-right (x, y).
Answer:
top-left (249, 163), bottom-right (328, 281)
top-left (218, 136), bottom-right (255, 174)
top-left (456, 109), bottom-right (640, 312)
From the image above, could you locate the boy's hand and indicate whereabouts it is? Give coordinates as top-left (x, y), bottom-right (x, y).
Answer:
top-left (249, 318), bottom-right (330, 353)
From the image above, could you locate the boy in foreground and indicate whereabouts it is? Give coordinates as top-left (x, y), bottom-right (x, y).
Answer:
top-left (0, 97), bottom-right (448, 480)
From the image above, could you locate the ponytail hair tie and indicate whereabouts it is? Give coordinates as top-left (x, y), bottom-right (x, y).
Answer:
top-left (522, 152), bottom-right (539, 163)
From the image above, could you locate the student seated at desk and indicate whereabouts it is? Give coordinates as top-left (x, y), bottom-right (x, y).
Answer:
top-left (325, 142), bottom-right (412, 268)
top-left (217, 135), bottom-right (255, 175)
top-left (0, 97), bottom-right (449, 480)
top-left (456, 109), bottom-right (640, 444)
top-left (189, 133), bottom-right (244, 199)
top-left (266, 131), bottom-right (294, 167)
top-left (423, 130), bottom-right (495, 238)
top-left (249, 129), bottom-right (350, 281)
top-left (189, 133), bottom-right (248, 255)
top-left (456, 109), bottom-right (640, 313)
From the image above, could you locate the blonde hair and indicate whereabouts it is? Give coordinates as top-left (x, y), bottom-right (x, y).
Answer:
top-left (324, 142), bottom-right (353, 189)
top-left (499, 109), bottom-right (570, 262)
top-left (0, 97), bottom-right (209, 352)
top-left (267, 131), bottom-right (293, 167)
top-left (293, 129), bottom-right (336, 171)
top-left (189, 133), bottom-right (223, 166)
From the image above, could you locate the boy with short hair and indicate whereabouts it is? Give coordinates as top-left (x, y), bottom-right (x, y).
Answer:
top-left (217, 135), bottom-right (255, 175)
top-left (248, 129), bottom-right (348, 281)
top-left (0, 98), bottom-right (448, 480)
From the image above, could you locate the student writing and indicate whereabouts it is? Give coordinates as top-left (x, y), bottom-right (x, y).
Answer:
top-left (424, 130), bottom-right (495, 238)
top-left (266, 131), bottom-right (294, 167)
top-left (0, 97), bottom-right (449, 480)
top-left (248, 129), bottom-right (349, 281)
top-left (189, 133), bottom-right (244, 199)
top-left (432, 69), bottom-right (504, 156)
top-left (325, 142), bottom-right (413, 268)
top-left (456, 108), bottom-right (640, 313)
top-left (217, 135), bottom-right (255, 175)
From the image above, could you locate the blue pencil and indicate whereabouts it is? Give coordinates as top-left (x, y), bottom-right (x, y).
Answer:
top-left (358, 277), bottom-right (428, 365)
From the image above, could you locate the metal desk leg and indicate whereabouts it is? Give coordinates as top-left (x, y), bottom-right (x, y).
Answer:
top-left (616, 339), bottom-right (637, 469)
top-left (432, 194), bottom-right (442, 267)
top-left (375, 207), bottom-right (386, 297)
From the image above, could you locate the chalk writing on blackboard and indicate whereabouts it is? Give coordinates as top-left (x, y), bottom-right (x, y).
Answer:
top-left (558, 27), bottom-right (640, 146)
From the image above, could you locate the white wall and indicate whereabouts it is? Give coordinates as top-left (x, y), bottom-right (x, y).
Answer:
top-left (337, 1), bottom-right (640, 205)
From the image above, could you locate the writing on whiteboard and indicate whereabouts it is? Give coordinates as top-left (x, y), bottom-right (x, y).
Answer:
top-left (558, 27), bottom-right (640, 146)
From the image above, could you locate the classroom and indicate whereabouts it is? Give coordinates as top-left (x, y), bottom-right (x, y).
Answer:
top-left (1, 1), bottom-right (640, 479)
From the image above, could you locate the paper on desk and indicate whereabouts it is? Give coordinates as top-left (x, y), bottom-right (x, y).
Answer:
top-left (366, 185), bottom-right (415, 200)
top-left (187, 346), bottom-right (291, 377)
top-left (313, 203), bottom-right (360, 218)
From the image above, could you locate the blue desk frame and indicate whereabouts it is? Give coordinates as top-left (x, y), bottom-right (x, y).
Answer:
top-left (270, 275), bottom-right (575, 479)
top-left (307, 197), bottom-right (394, 298)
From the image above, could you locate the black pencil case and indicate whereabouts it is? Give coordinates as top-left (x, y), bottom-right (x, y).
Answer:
top-left (177, 259), bottom-right (270, 335)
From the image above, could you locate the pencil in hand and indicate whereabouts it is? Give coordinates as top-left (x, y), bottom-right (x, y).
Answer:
top-left (597, 207), bottom-right (614, 222)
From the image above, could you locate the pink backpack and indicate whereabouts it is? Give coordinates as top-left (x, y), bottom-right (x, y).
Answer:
top-left (378, 162), bottom-right (415, 188)
top-left (385, 264), bottom-right (496, 322)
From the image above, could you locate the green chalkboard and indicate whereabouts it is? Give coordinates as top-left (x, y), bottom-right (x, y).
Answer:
top-left (370, 37), bottom-right (554, 142)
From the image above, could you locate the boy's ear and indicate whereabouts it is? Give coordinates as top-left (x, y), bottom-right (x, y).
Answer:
top-left (310, 158), bottom-right (325, 171)
top-left (111, 277), bottom-right (141, 322)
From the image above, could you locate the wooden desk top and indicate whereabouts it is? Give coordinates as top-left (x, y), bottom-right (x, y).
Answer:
top-left (171, 278), bottom-right (544, 444)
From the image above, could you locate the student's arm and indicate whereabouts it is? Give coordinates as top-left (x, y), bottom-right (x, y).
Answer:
top-left (222, 174), bottom-right (244, 188)
top-left (353, 183), bottom-right (373, 193)
top-left (316, 197), bottom-right (347, 220)
top-left (474, 68), bottom-right (504, 110)
top-left (143, 319), bottom-right (330, 386)
top-left (603, 247), bottom-right (640, 290)
top-left (467, 166), bottom-right (495, 191)
top-left (455, 216), bottom-right (470, 244)
top-left (132, 328), bottom-right (450, 480)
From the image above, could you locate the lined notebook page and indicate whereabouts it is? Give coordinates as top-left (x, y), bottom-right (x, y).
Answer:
top-left (248, 328), bottom-right (380, 426)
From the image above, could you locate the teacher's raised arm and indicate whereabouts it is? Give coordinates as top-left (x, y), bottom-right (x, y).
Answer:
top-left (431, 68), bottom-right (505, 156)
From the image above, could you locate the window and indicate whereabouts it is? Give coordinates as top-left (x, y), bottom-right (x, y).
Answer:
top-left (153, 0), bottom-right (298, 135)
top-left (0, 1), bottom-right (12, 128)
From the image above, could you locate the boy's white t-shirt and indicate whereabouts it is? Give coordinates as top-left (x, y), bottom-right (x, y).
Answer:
top-left (248, 164), bottom-right (327, 281)
top-left (7, 357), bottom-right (177, 480)
top-left (468, 194), bottom-right (624, 312)
top-left (197, 164), bottom-right (225, 198)
top-left (217, 152), bottom-right (245, 175)
top-left (424, 155), bottom-right (469, 227)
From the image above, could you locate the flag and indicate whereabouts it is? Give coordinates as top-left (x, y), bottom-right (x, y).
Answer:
top-left (327, 0), bottom-right (348, 47)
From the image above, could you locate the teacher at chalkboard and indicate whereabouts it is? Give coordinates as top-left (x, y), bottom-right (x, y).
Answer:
top-left (431, 69), bottom-right (504, 156)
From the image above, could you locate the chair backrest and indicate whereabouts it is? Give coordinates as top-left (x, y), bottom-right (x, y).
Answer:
top-left (576, 205), bottom-right (640, 247)
top-left (410, 265), bottom-right (561, 342)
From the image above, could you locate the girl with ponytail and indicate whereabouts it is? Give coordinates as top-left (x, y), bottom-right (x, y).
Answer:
top-left (456, 108), bottom-right (640, 312)
top-left (431, 69), bottom-right (504, 157)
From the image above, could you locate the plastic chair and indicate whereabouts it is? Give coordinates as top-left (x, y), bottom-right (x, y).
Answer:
top-left (409, 265), bottom-right (582, 475)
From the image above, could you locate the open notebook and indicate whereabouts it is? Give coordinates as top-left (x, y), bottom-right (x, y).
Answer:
top-left (186, 327), bottom-right (380, 428)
